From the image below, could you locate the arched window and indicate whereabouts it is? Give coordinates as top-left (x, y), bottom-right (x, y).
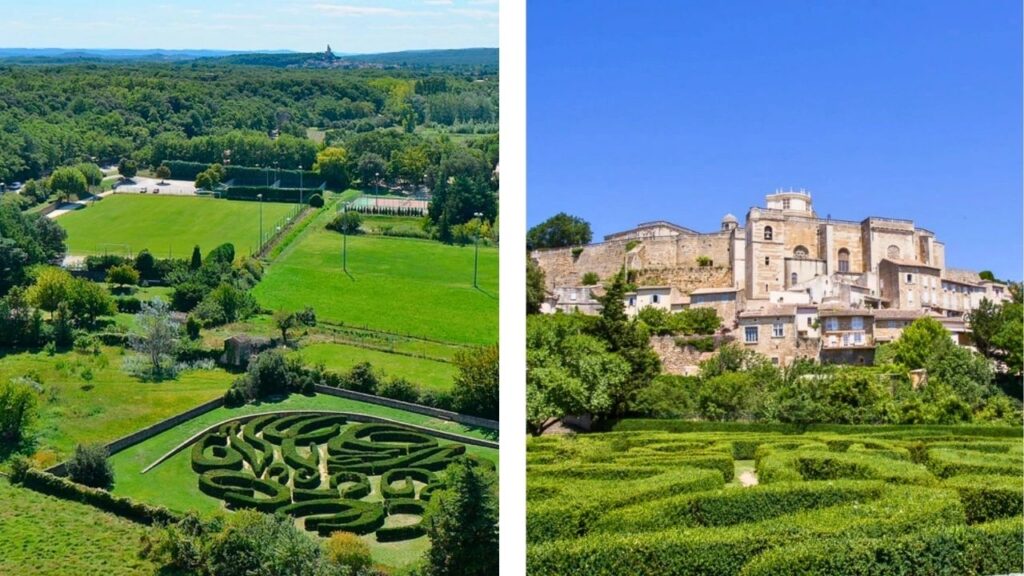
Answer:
top-left (790, 272), bottom-right (798, 285)
top-left (793, 246), bottom-right (808, 259)
top-left (838, 248), bottom-right (850, 273)
top-left (887, 245), bottom-right (900, 259)
top-left (763, 226), bottom-right (773, 241)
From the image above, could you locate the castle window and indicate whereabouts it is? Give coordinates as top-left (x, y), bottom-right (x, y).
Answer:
top-left (772, 323), bottom-right (785, 338)
top-left (906, 273), bottom-right (913, 284)
top-left (763, 226), bottom-right (773, 240)
top-left (745, 326), bottom-right (759, 343)
top-left (887, 245), bottom-right (901, 259)
top-left (793, 246), bottom-right (808, 259)
top-left (782, 198), bottom-right (791, 209)
top-left (790, 272), bottom-right (798, 285)
top-left (652, 294), bottom-right (660, 304)
top-left (838, 248), bottom-right (850, 273)
top-left (765, 256), bottom-right (770, 266)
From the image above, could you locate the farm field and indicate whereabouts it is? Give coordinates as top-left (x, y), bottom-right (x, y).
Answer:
top-left (291, 342), bottom-right (459, 392)
top-left (252, 208), bottom-right (498, 345)
top-left (0, 478), bottom-right (158, 576)
top-left (0, 346), bottom-right (233, 462)
top-left (527, 422), bottom-right (1024, 576)
top-left (57, 194), bottom-right (296, 258)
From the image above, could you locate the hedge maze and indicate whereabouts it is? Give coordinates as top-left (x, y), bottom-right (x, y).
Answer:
top-left (190, 414), bottom-right (482, 541)
top-left (527, 426), bottom-right (1024, 575)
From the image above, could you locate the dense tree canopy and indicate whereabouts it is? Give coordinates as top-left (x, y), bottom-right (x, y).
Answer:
top-left (527, 213), bottom-right (593, 250)
top-left (0, 62), bottom-right (497, 183)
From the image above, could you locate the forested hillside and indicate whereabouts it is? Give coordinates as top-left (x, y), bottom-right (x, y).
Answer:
top-left (0, 61), bottom-right (497, 183)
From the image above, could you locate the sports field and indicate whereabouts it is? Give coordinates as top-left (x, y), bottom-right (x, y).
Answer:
top-left (57, 194), bottom-right (296, 258)
top-left (253, 209), bottom-right (498, 345)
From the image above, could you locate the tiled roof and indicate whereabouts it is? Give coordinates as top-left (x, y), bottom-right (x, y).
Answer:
top-left (739, 304), bottom-right (797, 318)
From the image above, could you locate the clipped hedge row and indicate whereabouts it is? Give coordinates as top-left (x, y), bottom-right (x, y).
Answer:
top-left (741, 517), bottom-right (1024, 576)
top-left (527, 467), bottom-right (724, 544)
top-left (943, 474), bottom-right (1024, 524)
top-left (19, 469), bottom-right (179, 526)
top-left (527, 486), bottom-right (966, 576)
top-left (613, 420), bottom-right (1022, 438)
top-left (330, 471), bottom-right (372, 499)
top-left (378, 498), bottom-right (428, 542)
top-left (592, 480), bottom-right (887, 534)
top-left (191, 433), bottom-right (243, 473)
top-left (198, 470), bottom-right (290, 513)
top-left (757, 450), bottom-right (936, 485)
top-left (926, 448), bottom-right (1023, 478)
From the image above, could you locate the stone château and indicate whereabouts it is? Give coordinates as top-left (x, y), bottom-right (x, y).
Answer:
top-left (532, 190), bottom-right (1012, 368)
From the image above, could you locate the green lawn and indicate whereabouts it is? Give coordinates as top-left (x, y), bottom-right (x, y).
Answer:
top-left (0, 478), bottom-right (158, 576)
top-left (0, 346), bottom-right (233, 461)
top-left (292, 342), bottom-right (458, 392)
top-left (57, 194), bottom-right (296, 258)
top-left (252, 208), bottom-right (498, 345)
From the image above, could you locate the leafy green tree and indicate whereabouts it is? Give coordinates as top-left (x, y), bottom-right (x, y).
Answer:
top-left (28, 267), bottom-right (72, 318)
top-left (323, 532), bottom-right (373, 573)
top-left (273, 309), bottom-right (299, 345)
top-left (74, 163), bottom-right (104, 187)
top-left (891, 317), bottom-right (952, 370)
top-left (0, 380), bottom-right (37, 443)
top-left (155, 164), bottom-right (171, 182)
top-left (425, 459), bottom-right (498, 576)
top-left (526, 259), bottom-right (546, 315)
top-left (967, 298), bottom-right (1002, 359)
top-left (327, 211), bottom-right (362, 235)
top-left (117, 157), bottom-right (138, 179)
top-left (134, 249), bottom-right (156, 279)
top-left (527, 213), bottom-right (593, 249)
top-left (128, 298), bottom-right (180, 380)
top-left (106, 263), bottom-right (140, 289)
top-left (313, 146), bottom-right (349, 188)
top-left (48, 166), bottom-right (88, 203)
top-left (451, 344), bottom-right (499, 420)
top-left (356, 152), bottom-right (387, 187)
top-left (526, 313), bottom-right (625, 430)
top-left (993, 301), bottom-right (1023, 374)
top-left (67, 443), bottom-right (114, 489)
top-left (581, 271), bottom-right (600, 285)
top-left (698, 372), bottom-right (758, 421)
top-left (66, 278), bottom-right (117, 328)
top-left (205, 511), bottom-right (332, 576)
top-left (594, 270), bottom-right (661, 415)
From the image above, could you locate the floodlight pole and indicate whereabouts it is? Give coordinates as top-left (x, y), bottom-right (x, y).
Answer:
top-left (258, 193), bottom-right (264, 249)
top-left (473, 211), bottom-right (483, 288)
top-left (299, 164), bottom-right (304, 205)
top-left (375, 172), bottom-right (379, 196)
top-left (342, 203), bottom-right (348, 273)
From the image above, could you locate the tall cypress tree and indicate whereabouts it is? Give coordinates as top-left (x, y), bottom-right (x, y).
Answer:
top-left (426, 459), bottom-right (498, 576)
top-left (189, 245), bottom-right (202, 270)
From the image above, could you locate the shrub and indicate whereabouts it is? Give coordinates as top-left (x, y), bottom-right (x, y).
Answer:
top-left (451, 344), bottom-right (499, 420)
top-left (327, 211), bottom-right (363, 235)
top-left (66, 443), bottom-right (115, 489)
top-left (324, 531), bottom-right (373, 572)
top-left (581, 272), bottom-right (599, 285)
top-left (106, 263), bottom-right (140, 288)
top-left (21, 468), bottom-right (177, 525)
top-left (342, 362), bottom-right (379, 394)
top-left (116, 297), bottom-right (143, 313)
top-left (379, 377), bottom-right (421, 403)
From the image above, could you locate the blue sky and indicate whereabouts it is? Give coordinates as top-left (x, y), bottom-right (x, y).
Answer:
top-left (528, 1), bottom-right (1022, 279)
top-left (0, 0), bottom-right (496, 53)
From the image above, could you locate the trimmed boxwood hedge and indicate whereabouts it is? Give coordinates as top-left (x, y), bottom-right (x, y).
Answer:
top-left (20, 469), bottom-right (179, 526)
top-left (592, 480), bottom-right (887, 534)
top-left (528, 486), bottom-right (966, 576)
top-left (943, 474), bottom-right (1024, 524)
top-left (926, 447), bottom-right (1023, 478)
top-left (740, 517), bottom-right (1024, 576)
top-left (183, 413), bottom-right (475, 541)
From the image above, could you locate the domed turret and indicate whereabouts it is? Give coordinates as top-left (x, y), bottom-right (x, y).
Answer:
top-left (721, 213), bottom-right (738, 231)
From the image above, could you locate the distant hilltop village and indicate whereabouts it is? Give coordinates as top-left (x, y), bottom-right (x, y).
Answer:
top-left (532, 190), bottom-right (1013, 368)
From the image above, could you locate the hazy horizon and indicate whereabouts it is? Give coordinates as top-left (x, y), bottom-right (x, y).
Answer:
top-left (0, 0), bottom-right (498, 54)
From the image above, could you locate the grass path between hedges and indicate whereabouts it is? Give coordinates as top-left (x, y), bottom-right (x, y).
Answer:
top-left (0, 477), bottom-right (158, 576)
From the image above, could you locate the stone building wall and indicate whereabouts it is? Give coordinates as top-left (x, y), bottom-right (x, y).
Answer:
top-left (649, 335), bottom-right (711, 376)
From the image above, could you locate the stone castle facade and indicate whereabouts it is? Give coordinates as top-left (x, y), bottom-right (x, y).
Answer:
top-left (533, 190), bottom-right (1012, 368)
